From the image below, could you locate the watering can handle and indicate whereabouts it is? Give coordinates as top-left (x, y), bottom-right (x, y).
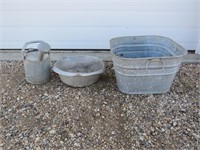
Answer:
top-left (21, 40), bottom-right (44, 60)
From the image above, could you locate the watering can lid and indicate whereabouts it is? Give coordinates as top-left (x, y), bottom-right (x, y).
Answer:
top-left (26, 51), bottom-right (49, 61)
top-left (26, 51), bottom-right (40, 61)
top-left (37, 42), bottom-right (51, 53)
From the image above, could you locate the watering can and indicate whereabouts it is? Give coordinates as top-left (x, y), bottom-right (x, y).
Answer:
top-left (22, 40), bottom-right (51, 84)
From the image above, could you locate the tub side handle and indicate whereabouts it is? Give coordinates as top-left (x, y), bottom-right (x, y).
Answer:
top-left (145, 59), bottom-right (165, 71)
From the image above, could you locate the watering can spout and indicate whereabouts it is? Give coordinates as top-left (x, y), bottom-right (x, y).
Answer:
top-left (37, 41), bottom-right (51, 61)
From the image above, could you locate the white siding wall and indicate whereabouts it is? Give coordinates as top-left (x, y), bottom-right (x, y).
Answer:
top-left (0, 0), bottom-right (199, 51)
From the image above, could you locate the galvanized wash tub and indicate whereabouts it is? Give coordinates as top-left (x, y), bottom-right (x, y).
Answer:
top-left (52, 56), bottom-right (105, 87)
top-left (110, 36), bottom-right (187, 94)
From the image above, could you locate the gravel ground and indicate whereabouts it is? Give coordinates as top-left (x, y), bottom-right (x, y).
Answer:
top-left (0, 61), bottom-right (200, 150)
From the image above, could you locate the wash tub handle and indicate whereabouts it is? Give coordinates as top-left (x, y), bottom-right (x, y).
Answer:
top-left (145, 59), bottom-right (165, 71)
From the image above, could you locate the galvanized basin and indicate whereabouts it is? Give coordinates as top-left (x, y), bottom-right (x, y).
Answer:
top-left (110, 35), bottom-right (187, 94)
top-left (52, 56), bottom-right (105, 87)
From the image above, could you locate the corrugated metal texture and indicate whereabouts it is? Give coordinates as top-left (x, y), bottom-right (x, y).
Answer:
top-left (0, 0), bottom-right (199, 50)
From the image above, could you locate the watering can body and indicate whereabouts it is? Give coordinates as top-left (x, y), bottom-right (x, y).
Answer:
top-left (22, 41), bottom-right (51, 84)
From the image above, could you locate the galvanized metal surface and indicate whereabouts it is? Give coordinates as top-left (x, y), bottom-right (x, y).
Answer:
top-left (52, 56), bottom-right (105, 87)
top-left (1, 50), bottom-right (199, 63)
top-left (110, 35), bottom-right (187, 94)
top-left (22, 41), bottom-right (51, 84)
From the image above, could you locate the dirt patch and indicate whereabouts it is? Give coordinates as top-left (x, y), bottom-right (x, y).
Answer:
top-left (0, 61), bottom-right (199, 149)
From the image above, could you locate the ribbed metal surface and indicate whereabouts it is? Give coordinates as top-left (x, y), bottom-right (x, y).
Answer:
top-left (110, 36), bottom-right (187, 94)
